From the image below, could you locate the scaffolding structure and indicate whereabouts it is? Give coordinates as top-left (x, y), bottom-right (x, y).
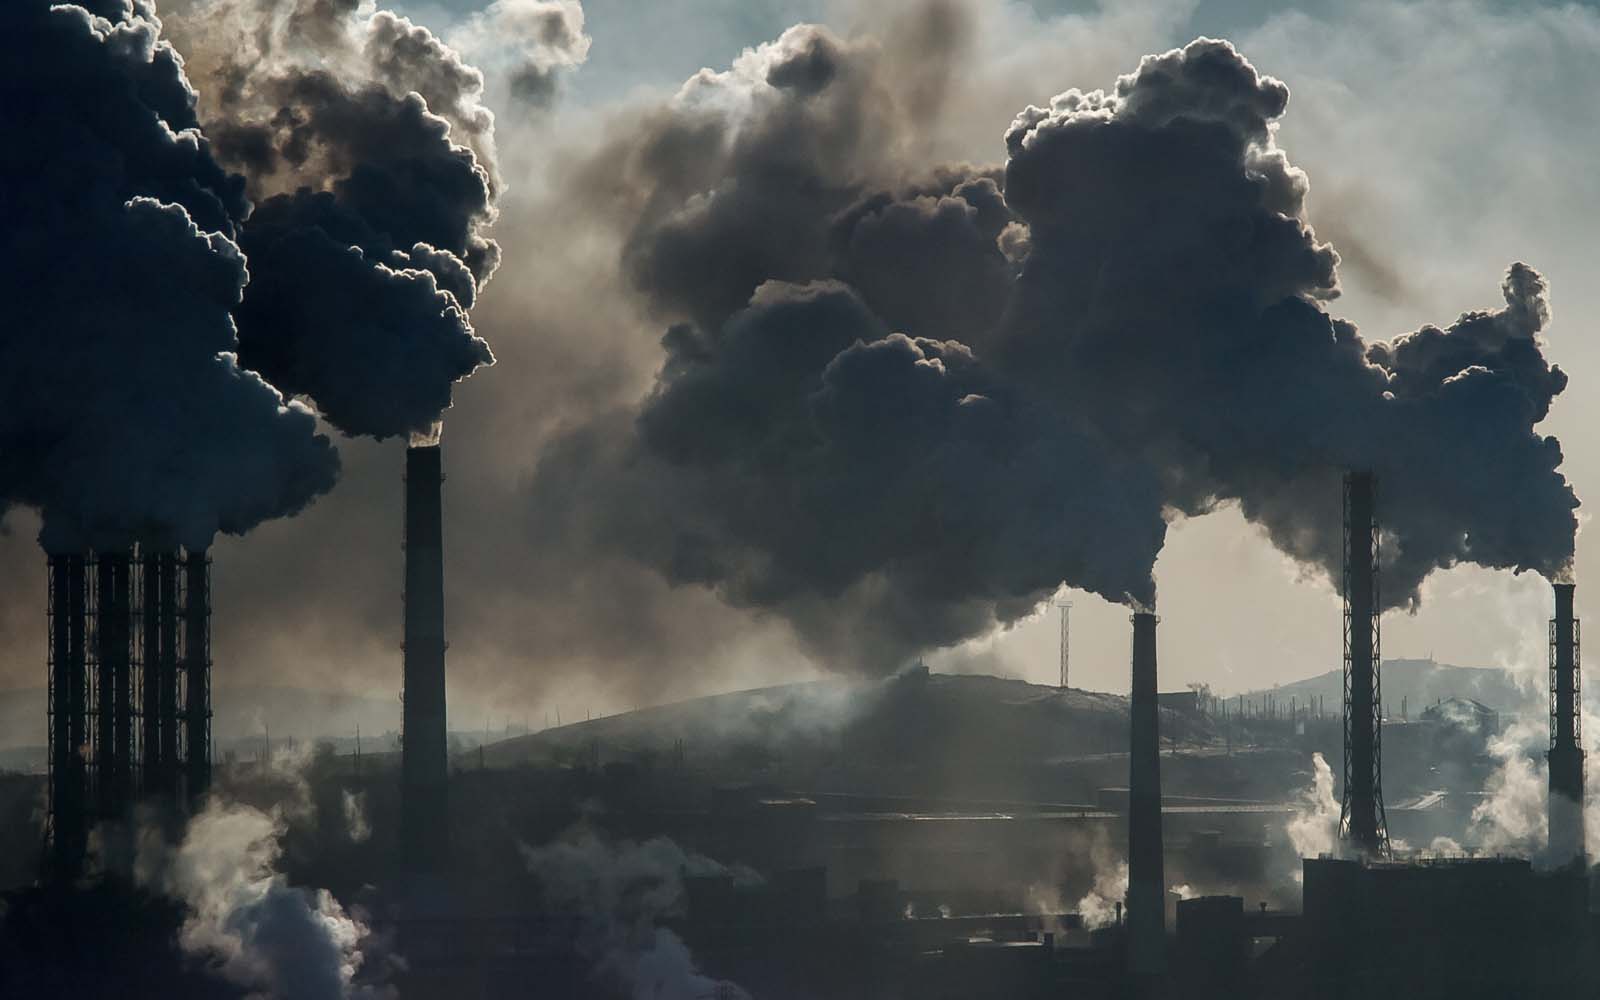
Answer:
top-left (46, 545), bottom-right (213, 877)
top-left (1340, 471), bottom-right (1389, 857)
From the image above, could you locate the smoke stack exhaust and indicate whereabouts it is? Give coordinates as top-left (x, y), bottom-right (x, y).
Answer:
top-left (1340, 470), bottom-right (1388, 856)
top-left (402, 444), bottom-right (449, 870)
top-left (1128, 608), bottom-right (1166, 976)
top-left (1548, 581), bottom-right (1584, 866)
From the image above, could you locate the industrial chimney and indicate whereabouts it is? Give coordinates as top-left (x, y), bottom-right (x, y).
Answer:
top-left (184, 549), bottom-right (212, 803)
top-left (1128, 608), bottom-right (1166, 977)
top-left (1340, 470), bottom-right (1388, 856)
top-left (402, 443), bottom-right (449, 869)
top-left (94, 550), bottom-right (134, 821)
top-left (47, 552), bottom-right (89, 878)
top-left (1548, 582), bottom-right (1584, 867)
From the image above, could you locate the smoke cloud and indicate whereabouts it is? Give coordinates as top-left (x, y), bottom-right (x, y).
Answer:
top-left (0, 0), bottom-right (339, 552)
top-left (520, 829), bottom-right (750, 1000)
top-left (451, 0), bottom-right (591, 108)
top-left (1285, 751), bottom-right (1340, 858)
top-left (140, 798), bottom-right (394, 999)
top-left (167, 0), bottom-right (500, 440)
top-left (524, 32), bottom-right (1579, 670)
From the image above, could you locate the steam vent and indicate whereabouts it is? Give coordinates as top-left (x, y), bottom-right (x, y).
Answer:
top-left (402, 443), bottom-right (450, 870)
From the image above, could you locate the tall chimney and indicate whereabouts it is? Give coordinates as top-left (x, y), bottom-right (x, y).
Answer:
top-left (1128, 608), bottom-right (1166, 976)
top-left (1340, 471), bottom-right (1387, 856)
top-left (184, 549), bottom-right (212, 804)
top-left (47, 552), bottom-right (89, 878)
top-left (140, 548), bottom-right (182, 799)
top-left (1548, 582), bottom-right (1584, 866)
top-left (402, 444), bottom-right (449, 869)
top-left (94, 550), bottom-right (134, 820)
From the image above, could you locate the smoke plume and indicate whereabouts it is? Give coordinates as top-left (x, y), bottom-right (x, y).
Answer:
top-left (520, 829), bottom-right (750, 1000)
top-left (526, 31), bottom-right (1578, 670)
top-left (451, 0), bottom-right (591, 108)
top-left (0, 0), bottom-right (339, 552)
top-left (140, 798), bottom-right (394, 999)
top-left (166, 0), bottom-right (500, 440)
top-left (1285, 752), bottom-right (1340, 858)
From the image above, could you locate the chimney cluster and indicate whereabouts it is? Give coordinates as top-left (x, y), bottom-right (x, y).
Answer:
top-left (47, 546), bottom-right (211, 877)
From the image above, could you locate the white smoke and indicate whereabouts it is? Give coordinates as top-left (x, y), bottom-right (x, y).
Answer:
top-left (139, 799), bottom-right (394, 999)
top-left (1075, 860), bottom-right (1128, 931)
top-left (1469, 716), bottom-right (1548, 857)
top-left (520, 830), bottom-right (751, 1000)
top-left (341, 790), bottom-right (372, 844)
top-left (1285, 752), bottom-right (1341, 858)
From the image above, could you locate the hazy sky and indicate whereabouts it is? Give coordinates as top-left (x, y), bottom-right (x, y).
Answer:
top-left (3, 0), bottom-right (1597, 731)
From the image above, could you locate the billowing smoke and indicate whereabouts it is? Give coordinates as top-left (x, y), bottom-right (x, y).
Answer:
top-left (1075, 860), bottom-right (1128, 932)
top-left (1468, 717), bottom-right (1548, 857)
top-left (166, 0), bottom-right (500, 440)
top-left (451, 0), bottom-right (591, 108)
top-left (0, 0), bottom-right (339, 551)
top-left (139, 799), bottom-right (394, 999)
top-left (520, 830), bottom-right (750, 1000)
top-left (1285, 752), bottom-right (1340, 858)
top-left (527, 31), bottom-right (1578, 670)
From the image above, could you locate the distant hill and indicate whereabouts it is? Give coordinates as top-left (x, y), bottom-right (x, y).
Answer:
top-left (1233, 658), bottom-right (1535, 717)
top-left (481, 666), bottom-right (1216, 771)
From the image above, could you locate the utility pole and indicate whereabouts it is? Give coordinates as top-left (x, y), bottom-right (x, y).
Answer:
top-left (1056, 600), bottom-right (1073, 689)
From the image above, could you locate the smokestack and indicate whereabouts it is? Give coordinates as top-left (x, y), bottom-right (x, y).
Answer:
top-left (47, 552), bottom-right (89, 878)
top-left (93, 550), bottom-right (134, 820)
top-left (1128, 608), bottom-right (1166, 976)
top-left (402, 443), bottom-right (449, 870)
top-left (184, 550), bottom-right (212, 803)
top-left (1548, 581), bottom-right (1584, 866)
top-left (140, 549), bottom-right (182, 799)
top-left (1340, 471), bottom-right (1388, 856)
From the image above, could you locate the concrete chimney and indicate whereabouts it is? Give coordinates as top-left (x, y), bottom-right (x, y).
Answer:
top-left (1548, 582), bottom-right (1584, 866)
top-left (402, 444), bottom-right (449, 869)
top-left (1128, 608), bottom-right (1166, 976)
top-left (1341, 470), bottom-right (1386, 856)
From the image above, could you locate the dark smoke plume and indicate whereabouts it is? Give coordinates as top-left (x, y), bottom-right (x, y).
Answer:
top-left (528, 31), bottom-right (1578, 669)
top-left (169, 0), bottom-right (500, 441)
top-left (0, 0), bottom-right (339, 552)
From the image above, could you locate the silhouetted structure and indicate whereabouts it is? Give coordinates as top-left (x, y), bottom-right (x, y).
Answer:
top-left (402, 443), bottom-right (450, 869)
top-left (93, 550), bottom-right (133, 821)
top-left (1127, 608), bottom-right (1165, 976)
top-left (47, 552), bottom-right (89, 878)
top-left (183, 550), bottom-right (212, 803)
top-left (1549, 581), bottom-right (1584, 866)
top-left (1341, 470), bottom-right (1388, 856)
top-left (46, 544), bottom-right (213, 877)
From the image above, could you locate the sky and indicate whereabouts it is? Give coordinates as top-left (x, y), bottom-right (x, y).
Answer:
top-left (3, 0), bottom-right (1598, 734)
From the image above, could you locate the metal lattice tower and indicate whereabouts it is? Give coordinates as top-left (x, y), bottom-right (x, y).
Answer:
top-left (1339, 471), bottom-right (1389, 857)
top-left (1056, 600), bottom-right (1072, 689)
top-left (1548, 582), bottom-right (1584, 864)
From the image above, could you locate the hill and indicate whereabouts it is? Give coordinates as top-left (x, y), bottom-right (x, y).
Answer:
top-left (1233, 658), bottom-right (1534, 717)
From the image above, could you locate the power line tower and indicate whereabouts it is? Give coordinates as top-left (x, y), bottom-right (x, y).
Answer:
top-left (1056, 600), bottom-right (1072, 689)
